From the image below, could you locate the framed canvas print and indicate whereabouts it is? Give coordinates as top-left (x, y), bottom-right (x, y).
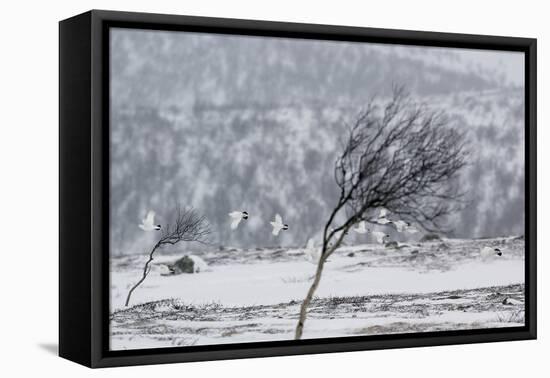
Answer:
top-left (59, 10), bottom-right (536, 368)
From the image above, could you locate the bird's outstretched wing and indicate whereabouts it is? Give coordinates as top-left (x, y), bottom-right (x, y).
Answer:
top-left (480, 247), bottom-right (494, 260)
top-left (144, 211), bottom-right (155, 225)
top-left (306, 247), bottom-right (320, 264)
top-left (372, 231), bottom-right (384, 244)
top-left (357, 221), bottom-right (367, 233)
top-left (230, 217), bottom-right (242, 230)
top-left (480, 247), bottom-right (493, 256)
top-left (393, 220), bottom-right (406, 232)
top-left (228, 211), bottom-right (241, 219)
top-left (271, 222), bottom-right (282, 236)
top-left (275, 214), bottom-right (282, 224)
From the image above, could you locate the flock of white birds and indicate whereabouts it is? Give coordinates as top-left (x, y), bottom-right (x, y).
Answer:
top-left (229, 208), bottom-right (417, 244)
top-left (138, 208), bottom-right (505, 265)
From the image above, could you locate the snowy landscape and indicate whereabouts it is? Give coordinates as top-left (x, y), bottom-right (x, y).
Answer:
top-left (109, 29), bottom-right (525, 350)
top-left (110, 235), bottom-right (524, 350)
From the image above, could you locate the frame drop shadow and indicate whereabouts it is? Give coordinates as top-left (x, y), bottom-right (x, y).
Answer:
top-left (38, 343), bottom-right (58, 355)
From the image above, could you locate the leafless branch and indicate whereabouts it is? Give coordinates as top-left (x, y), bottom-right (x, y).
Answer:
top-left (125, 206), bottom-right (211, 307)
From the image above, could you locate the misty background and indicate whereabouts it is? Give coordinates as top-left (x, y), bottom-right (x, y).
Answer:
top-left (109, 28), bottom-right (525, 255)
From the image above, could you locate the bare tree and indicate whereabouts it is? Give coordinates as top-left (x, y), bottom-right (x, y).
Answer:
top-left (294, 87), bottom-right (468, 339)
top-left (125, 207), bottom-right (211, 307)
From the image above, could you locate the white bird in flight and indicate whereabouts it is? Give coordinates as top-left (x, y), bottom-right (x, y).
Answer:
top-left (304, 238), bottom-right (321, 264)
top-left (377, 209), bottom-right (393, 225)
top-left (371, 231), bottom-right (390, 244)
top-left (392, 219), bottom-right (419, 234)
top-left (270, 214), bottom-right (288, 236)
top-left (228, 211), bottom-right (248, 230)
top-left (392, 220), bottom-right (408, 232)
top-left (353, 221), bottom-right (369, 234)
top-left (480, 246), bottom-right (503, 261)
top-left (139, 210), bottom-right (161, 231)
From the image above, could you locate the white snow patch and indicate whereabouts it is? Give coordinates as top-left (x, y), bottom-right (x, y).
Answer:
top-left (112, 254), bottom-right (523, 311)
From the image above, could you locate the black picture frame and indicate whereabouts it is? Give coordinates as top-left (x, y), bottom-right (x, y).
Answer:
top-left (59, 9), bottom-right (537, 368)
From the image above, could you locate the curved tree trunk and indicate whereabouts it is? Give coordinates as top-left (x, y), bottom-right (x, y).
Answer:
top-left (125, 242), bottom-right (160, 307)
top-left (294, 257), bottom-right (326, 339)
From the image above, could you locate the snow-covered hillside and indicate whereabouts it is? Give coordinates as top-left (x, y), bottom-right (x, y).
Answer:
top-left (110, 87), bottom-right (524, 253)
top-left (110, 236), bottom-right (525, 350)
top-left (109, 29), bottom-right (525, 254)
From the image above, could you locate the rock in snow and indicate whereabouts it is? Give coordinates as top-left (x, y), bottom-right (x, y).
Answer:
top-left (164, 255), bottom-right (208, 275)
top-left (420, 233), bottom-right (442, 242)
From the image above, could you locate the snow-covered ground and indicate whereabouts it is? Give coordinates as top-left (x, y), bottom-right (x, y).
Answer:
top-left (110, 236), bottom-right (525, 350)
